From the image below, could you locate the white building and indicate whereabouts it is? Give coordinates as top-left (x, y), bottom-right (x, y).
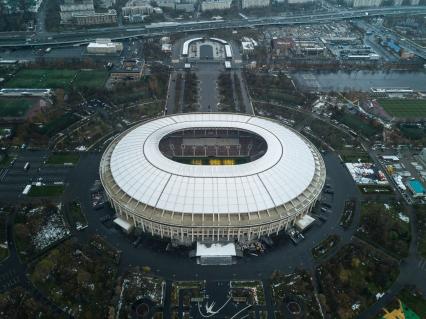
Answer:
top-left (87, 39), bottom-right (123, 54)
top-left (201, 0), bottom-right (232, 11)
top-left (410, 0), bottom-right (420, 5)
top-left (393, 0), bottom-right (403, 5)
top-left (242, 0), bottom-right (269, 8)
top-left (345, 0), bottom-right (382, 7)
top-left (100, 113), bottom-right (326, 244)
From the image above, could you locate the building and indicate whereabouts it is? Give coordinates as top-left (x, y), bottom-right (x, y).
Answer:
top-left (72, 9), bottom-right (117, 25)
top-left (201, 0), bottom-right (232, 11)
top-left (410, 0), bottom-right (420, 4)
top-left (2, 0), bottom-right (44, 13)
top-left (87, 39), bottom-right (123, 54)
top-left (241, 0), bottom-right (269, 9)
top-left (98, 0), bottom-right (116, 8)
top-left (110, 59), bottom-right (144, 83)
top-left (288, 0), bottom-right (314, 4)
top-left (60, 0), bottom-right (95, 24)
top-left (393, 0), bottom-right (403, 5)
top-left (345, 0), bottom-right (382, 7)
top-left (122, 0), bottom-right (154, 20)
top-left (175, 3), bottom-right (195, 11)
top-left (271, 37), bottom-right (295, 56)
top-left (100, 113), bottom-right (326, 244)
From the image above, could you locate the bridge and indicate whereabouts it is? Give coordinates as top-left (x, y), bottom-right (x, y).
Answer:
top-left (0, 6), bottom-right (426, 50)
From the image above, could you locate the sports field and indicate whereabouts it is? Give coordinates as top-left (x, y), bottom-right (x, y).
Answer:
top-left (0, 98), bottom-right (33, 117)
top-left (378, 99), bottom-right (426, 119)
top-left (5, 69), bottom-right (108, 89)
top-left (74, 70), bottom-right (109, 88)
top-left (5, 69), bottom-right (77, 89)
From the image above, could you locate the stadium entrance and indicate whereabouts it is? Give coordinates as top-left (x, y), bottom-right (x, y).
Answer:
top-left (159, 128), bottom-right (268, 165)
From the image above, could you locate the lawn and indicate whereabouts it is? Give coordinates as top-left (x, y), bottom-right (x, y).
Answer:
top-left (35, 112), bottom-right (79, 137)
top-left (0, 98), bottom-right (32, 117)
top-left (28, 185), bottom-right (65, 197)
top-left (379, 99), bottom-right (426, 119)
top-left (5, 69), bottom-right (77, 89)
top-left (46, 153), bottom-right (80, 165)
top-left (74, 70), bottom-right (108, 89)
top-left (339, 148), bottom-right (371, 163)
top-left (338, 113), bottom-right (381, 138)
top-left (67, 201), bottom-right (87, 230)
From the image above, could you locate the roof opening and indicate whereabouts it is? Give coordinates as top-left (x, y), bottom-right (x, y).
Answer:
top-left (159, 127), bottom-right (268, 165)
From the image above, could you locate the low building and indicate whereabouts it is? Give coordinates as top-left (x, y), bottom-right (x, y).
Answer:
top-left (110, 59), bottom-right (144, 84)
top-left (271, 37), bottom-right (295, 56)
top-left (122, 0), bottom-right (154, 19)
top-left (60, 0), bottom-right (95, 24)
top-left (175, 3), bottom-right (195, 11)
top-left (162, 43), bottom-right (172, 53)
top-left (73, 9), bottom-right (117, 25)
top-left (201, 0), bottom-right (232, 11)
top-left (98, 0), bottom-right (115, 8)
top-left (345, 0), bottom-right (382, 7)
top-left (87, 39), bottom-right (123, 54)
top-left (241, 0), bottom-right (269, 9)
top-left (288, 0), bottom-right (314, 3)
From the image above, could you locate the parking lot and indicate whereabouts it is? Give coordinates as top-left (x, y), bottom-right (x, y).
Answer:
top-left (0, 150), bottom-right (73, 200)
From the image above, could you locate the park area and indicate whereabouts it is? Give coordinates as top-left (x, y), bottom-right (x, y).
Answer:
top-left (0, 98), bottom-right (33, 117)
top-left (356, 201), bottom-right (411, 259)
top-left (317, 242), bottom-right (399, 318)
top-left (4, 68), bottom-right (108, 90)
top-left (378, 99), bottom-right (426, 119)
top-left (30, 236), bottom-right (120, 318)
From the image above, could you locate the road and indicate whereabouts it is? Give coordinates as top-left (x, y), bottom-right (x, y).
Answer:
top-left (1, 6), bottom-right (426, 48)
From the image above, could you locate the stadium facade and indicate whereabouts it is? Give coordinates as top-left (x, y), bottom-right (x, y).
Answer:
top-left (100, 113), bottom-right (326, 244)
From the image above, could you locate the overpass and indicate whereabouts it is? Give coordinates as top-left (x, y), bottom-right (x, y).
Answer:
top-left (0, 6), bottom-right (426, 48)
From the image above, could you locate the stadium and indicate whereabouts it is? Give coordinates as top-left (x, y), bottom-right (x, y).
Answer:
top-left (99, 113), bottom-right (326, 245)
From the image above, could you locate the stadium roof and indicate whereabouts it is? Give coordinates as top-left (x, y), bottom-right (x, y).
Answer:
top-left (109, 113), bottom-right (321, 215)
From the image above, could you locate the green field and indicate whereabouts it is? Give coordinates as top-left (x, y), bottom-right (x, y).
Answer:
top-left (5, 69), bottom-right (77, 89)
top-left (338, 113), bottom-right (381, 137)
top-left (0, 98), bottom-right (32, 117)
top-left (74, 70), bottom-right (108, 88)
top-left (5, 69), bottom-right (108, 90)
top-left (46, 153), bottom-right (80, 165)
top-left (35, 112), bottom-right (79, 137)
top-left (28, 185), bottom-right (65, 197)
top-left (379, 99), bottom-right (426, 119)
